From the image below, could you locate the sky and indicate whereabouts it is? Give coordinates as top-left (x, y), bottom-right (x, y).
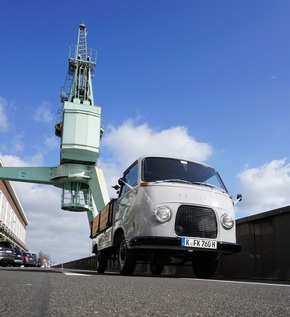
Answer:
top-left (1, 0), bottom-right (290, 263)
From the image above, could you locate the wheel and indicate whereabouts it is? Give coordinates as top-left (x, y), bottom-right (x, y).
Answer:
top-left (96, 250), bottom-right (108, 273)
top-left (117, 235), bottom-right (136, 275)
top-left (150, 262), bottom-right (164, 275)
top-left (192, 251), bottom-right (218, 279)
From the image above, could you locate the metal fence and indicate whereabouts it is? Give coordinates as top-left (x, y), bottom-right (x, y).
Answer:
top-left (219, 205), bottom-right (290, 280)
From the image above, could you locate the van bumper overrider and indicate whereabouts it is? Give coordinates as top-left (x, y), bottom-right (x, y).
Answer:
top-left (129, 236), bottom-right (241, 253)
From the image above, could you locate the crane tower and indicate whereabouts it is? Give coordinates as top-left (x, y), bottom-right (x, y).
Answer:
top-left (56, 22), bottom-right (101, 165)
top-left (0, 23), bottom-right (109, 222)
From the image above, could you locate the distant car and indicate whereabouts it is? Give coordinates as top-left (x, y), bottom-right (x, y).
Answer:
top-left (31, 253), bottom-right (38, 267)
top-left (0, 241), bottom-right (15, 267)
top-left (23, 252), bottom-right (36, 267)
top-left (30, 254), bottom-right (42, 267)
top-left (13, 247), bottom-right (24, 267)
top-left (36, 258), bottom-right (42, 267)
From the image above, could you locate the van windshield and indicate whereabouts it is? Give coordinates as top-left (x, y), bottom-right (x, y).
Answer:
top-left (142, 157), bottom-right (228, 192)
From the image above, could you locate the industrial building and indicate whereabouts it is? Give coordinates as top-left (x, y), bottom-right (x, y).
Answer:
top-left (0, 160), bottom-right (29, 251)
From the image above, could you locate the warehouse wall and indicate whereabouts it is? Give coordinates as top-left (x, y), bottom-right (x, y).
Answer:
top-left (219, 206), bottom-right (290, 280)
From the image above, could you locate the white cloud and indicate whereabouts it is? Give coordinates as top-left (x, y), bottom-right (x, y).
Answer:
top-left (103, 121), bottom-right (212, 164)
top-left (0, 154), bottom-right (44, 167)
top-left (0, 97), bottom-right (9, 132)
top-left (0, 98), bottom-right (25, 154)
top-left (12, 134), bottom-right (24, 152)
top-left (100, 120), bottom-right (212, 197)
top-left (0, 133), bottom-right (25, 154)
top-left (33, 102), bottom-right (54, 123)
top-left (235, 159), bottom-right (290, 218)
top-left (98, 158), bottom-right (122, 198)
top-left (12, 182), bottom-right (90, 263)
top-left (44, 135), bottom-right (59, 150)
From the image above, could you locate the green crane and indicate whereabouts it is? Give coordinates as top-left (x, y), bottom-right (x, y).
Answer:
top-left (0, 23), bottom-right (109, 222)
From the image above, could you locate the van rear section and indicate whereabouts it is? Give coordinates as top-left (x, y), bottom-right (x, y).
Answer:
top-left (91, 156), bottom-right (241, 278)
top-left (91, 200), bottom-right (115, 238)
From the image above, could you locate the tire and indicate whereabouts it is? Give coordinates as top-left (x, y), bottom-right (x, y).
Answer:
top-left (117, 235), bottom-right (136, 275)
top-left (96, 250), bottom-right (108, 273)
top-left (150, 262), bottom-right (164, 276)
top-left (192, 251), bottom-right (218, 279)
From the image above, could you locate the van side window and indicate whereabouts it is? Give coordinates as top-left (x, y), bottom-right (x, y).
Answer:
top-left (119, 162), bottom-right (138, 197)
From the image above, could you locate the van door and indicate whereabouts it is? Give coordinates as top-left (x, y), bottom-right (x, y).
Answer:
top-left (116, 162), bottom-right (139, 234)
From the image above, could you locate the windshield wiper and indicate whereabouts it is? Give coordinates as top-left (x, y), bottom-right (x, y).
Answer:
top-left (155, 179), bottom-right (226, 192)
top-left (191, 182), bottom-right (226, 192)
top-left (157, 179), bottom-right (193, 184)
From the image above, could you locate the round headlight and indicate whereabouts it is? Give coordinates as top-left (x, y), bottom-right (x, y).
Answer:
top-left (154, 206), bottom-right (171, 223)
top-left (221, 213), bottom-right (234, 229)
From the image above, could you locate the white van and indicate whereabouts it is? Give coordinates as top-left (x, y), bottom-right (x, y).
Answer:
top-left (91, 156), bottom-right (241, 278)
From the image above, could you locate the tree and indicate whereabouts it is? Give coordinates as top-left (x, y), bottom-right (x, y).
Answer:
top-left (38, 251), bottom-right (50, 266)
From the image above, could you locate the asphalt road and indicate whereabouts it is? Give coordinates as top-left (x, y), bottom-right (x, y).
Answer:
top-left (0, 267), bottom-right (290, 317)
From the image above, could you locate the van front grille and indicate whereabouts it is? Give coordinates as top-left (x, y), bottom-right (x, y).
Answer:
top-left (175, 205), bottom-right (217, 238)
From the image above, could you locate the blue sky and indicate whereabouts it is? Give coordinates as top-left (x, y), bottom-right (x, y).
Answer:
top-left (1, 1), bottom-right (290, 263)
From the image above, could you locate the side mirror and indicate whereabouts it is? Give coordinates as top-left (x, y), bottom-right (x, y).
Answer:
top-left (118, 177), bottom-right (136, 193)
top-left (112, 185), bottom-right (120, 191)
top-left (118, 178), bottom-right (125, 186)
top-left (233, 193), bottom-right (243, 206)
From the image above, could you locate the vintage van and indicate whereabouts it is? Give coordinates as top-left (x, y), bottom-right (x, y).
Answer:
top-left (91, 156), bottom-right (241, 278)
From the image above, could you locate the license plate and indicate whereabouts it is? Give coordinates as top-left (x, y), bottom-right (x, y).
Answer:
top-left (181, 238), bottom-right (217, 249)
top-left (6, 250), bottom-right (12, 253)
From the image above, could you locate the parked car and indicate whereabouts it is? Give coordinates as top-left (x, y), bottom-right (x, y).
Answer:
top-left (23, 252), bottom-right (36, 267)
top-left (31, 253), bottom-right (38, 267)
top-left (36, 257), bottom-right (42, 267)
top-left (13, 247), bottom-right (24, 267)
top-left (0, 241), bottom-right (15, 267)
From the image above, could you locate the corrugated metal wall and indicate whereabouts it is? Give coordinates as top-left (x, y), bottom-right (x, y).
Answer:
top-left (218, 206), bottom-right (290, 280)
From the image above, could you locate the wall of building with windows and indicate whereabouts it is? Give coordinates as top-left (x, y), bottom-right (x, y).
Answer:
top-left (0, 161), bottom-right (29, 251)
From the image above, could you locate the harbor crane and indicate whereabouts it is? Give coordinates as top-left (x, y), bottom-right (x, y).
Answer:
top-left (0, 23), bottom-right (109, 223)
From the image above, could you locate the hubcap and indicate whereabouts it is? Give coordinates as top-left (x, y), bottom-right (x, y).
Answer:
top-left (119, 240), bottom-right (126, 267)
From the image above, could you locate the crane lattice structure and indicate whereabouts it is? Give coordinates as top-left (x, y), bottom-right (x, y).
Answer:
top-left (0, 23), bottom-right (109, 223)
top-left (60, 23), bottom-right (96, 106)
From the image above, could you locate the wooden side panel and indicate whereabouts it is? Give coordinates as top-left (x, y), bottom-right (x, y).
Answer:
top-left (91, 214), bottom-right (100, 238)
top-left (90, 199), bottom-right (116, 238)
top-left (99, 204), bottom-right (111, 232)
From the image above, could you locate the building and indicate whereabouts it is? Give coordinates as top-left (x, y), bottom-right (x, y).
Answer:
top-left (0, 160), bottom-right (29, 251)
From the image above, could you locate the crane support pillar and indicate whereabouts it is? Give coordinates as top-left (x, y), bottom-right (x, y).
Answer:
top-left (88, 167), bottom-right (110, 222)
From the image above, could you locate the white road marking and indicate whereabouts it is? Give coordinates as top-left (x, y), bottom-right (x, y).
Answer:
top-left (63, 272), bottom-right (91, 276)
top-left (180, 278), bottom-right (290, 287)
